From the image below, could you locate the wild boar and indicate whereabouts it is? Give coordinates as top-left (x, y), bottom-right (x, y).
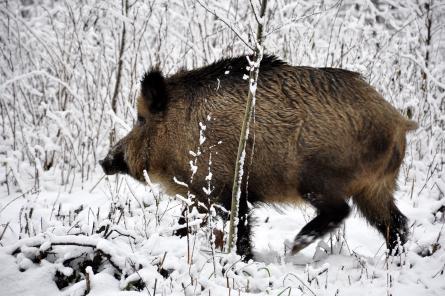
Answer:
top-left (100, 55), bottom-right (417, 260)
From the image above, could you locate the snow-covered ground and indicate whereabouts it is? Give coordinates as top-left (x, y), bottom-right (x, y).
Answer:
top-left (1, 0), bottom-right (444, 295)
top-left (0, 159), bottom-right (444, 295)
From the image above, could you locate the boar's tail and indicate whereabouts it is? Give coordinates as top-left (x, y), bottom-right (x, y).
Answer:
top-left (404, 120), bottom-right (418, 132)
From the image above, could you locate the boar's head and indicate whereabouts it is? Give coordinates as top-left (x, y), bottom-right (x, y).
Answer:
top-left (99, 69), bottom-right (169, 182)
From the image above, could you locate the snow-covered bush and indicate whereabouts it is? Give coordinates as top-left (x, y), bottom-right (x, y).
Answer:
top-left (1, 0), bottom-right (444, 295)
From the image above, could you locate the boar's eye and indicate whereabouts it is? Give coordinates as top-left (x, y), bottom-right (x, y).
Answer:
top-left (137, 115), bottom-right (146, 126)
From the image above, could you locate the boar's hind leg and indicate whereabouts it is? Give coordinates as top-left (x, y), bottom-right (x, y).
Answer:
top-left (354, 186), bottom-right (408, 254)
top-left (292, 194), bottom-right (350, 254)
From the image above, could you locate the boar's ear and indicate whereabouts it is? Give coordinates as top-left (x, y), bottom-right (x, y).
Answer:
top-left (141, 69), bottom-right (169, 113)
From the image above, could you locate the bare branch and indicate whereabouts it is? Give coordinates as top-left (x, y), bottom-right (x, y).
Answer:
top-left (195, 0), bottom-right (255, 51)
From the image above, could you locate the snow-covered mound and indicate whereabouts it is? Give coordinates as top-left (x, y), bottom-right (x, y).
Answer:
top-left (1, 0), bottom-right (444, 295)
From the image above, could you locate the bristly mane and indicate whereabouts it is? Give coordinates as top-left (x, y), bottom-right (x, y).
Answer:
top-left (139, 55), bottom-right (286, 112)
top-left (168, 54), bottom-right (286, 91)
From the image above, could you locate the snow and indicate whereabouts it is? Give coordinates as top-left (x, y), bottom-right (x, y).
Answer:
top-left (1, 0), bottom-right (445, 295)
top-left (0, 252), bottom-right (60, 296)
top-left (1, 170), bottom-right (444, 295)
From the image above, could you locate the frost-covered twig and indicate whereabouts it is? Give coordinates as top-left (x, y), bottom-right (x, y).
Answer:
top-left (195, 0), bottom-right (254, 51)
top-left (401, 53), bottom-right (445, 90)
top-left (110, 0), bottom-right (129, 145)
top-left (265, 0), bottom-right (342, 36)
top-left (227, 0), bottom-right (268, 253)
top-left (283, 273), bottom-right (316, 296)
top-left (7, 234), bottom-right (130, 274)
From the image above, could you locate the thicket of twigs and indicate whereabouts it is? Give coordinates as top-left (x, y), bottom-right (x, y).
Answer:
top-left (1, 0), bottom-right (443, 193)
top-left (1, 0), bottom-right (444, 295)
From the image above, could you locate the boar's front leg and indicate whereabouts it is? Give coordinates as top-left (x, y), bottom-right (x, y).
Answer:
top-left (175, 188), bottom-right (254, 261)
top-left (292, 194), bottom-right (350, 254)
top-left (235, 192), bottom-right (254, 261)
top-left (175, 208), bottom-right (190, 238)
top-left (219, 189), bottom-right (254, 262)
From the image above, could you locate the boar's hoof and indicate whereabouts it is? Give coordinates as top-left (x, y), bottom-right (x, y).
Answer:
top-left (291, 235), bottom-right (315, 254)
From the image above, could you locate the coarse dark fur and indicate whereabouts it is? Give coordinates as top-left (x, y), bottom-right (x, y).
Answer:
top-left (100, 54), bottom-right (417, 261)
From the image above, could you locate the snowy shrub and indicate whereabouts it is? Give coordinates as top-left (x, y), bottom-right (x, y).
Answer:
top-left (0, 0), bottom-right (444, 295)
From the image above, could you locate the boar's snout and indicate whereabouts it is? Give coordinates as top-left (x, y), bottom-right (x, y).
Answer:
top-left (99, 143), bottom-right (129, 176)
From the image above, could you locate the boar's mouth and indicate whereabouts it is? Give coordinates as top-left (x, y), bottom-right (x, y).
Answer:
top-left (99, 151), bottom-right (129, 175)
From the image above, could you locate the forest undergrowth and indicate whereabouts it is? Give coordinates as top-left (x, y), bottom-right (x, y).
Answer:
top-left (0, 0), bottom-right (444, 295)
